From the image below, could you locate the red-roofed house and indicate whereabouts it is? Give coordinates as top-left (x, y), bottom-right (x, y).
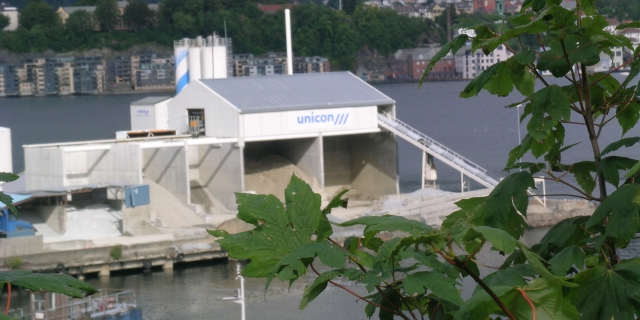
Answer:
top-left (258, 4), bottom-right (296, 14)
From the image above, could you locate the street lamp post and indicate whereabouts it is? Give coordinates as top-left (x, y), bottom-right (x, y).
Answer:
top-left (222, 264), bottom-right (246, 320)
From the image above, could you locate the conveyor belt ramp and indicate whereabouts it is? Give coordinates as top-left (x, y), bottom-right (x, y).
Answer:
top-left (378, 113), bottom-right (499, 190)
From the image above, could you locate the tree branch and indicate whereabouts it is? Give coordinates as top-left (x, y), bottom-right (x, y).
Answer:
top-left (453, 257), bottom-right (517, 320)
top-left (326, 238), bottom-right (413, 320)
top-left (309, 264), bottom-right (397, 314)
top-left (4, 283), bottom-right (10, 315)
top-left (538, 174), bottom-right (593, 200)
top-left (519, 289), bottom-right (537, 320)
top-left (527, 193), bottom-right (592, 200)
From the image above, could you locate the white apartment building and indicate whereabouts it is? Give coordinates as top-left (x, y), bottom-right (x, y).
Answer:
top-left (455, 44), bottom-right (512, 79)
top-left (0, 3), bottom-right (18, 31)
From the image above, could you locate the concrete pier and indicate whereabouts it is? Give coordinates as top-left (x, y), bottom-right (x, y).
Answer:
top-left (0, 229), bottom-right (226, 275)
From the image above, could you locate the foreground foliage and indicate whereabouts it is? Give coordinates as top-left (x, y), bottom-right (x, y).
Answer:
top-left (210, 0), bottom-right (640, 319)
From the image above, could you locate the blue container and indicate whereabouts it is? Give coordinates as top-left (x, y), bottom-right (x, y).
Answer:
top-left (124, 185), bottom-right (150, 208)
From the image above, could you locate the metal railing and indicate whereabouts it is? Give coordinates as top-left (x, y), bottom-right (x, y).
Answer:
top-left (8, 289), bottom-right (137, 320)
top-left (378, 112), bottom-right (500, 187)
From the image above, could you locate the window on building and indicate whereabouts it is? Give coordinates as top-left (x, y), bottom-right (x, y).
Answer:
top-left (33, 293), bottom-right (46, 311)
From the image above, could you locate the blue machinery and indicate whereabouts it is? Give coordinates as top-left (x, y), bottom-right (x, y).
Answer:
top-left (377, 113), bottom-right (500, 191)
top-left (0, 207), bottom-right (36, 238)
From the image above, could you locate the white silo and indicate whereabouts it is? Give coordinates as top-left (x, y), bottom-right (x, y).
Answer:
top-left (188, 37), bottom-right (203, 82)
top-left (0, 127), bottom-right (13, 174)
top-left (201, 36), bottom-right (214, 79)
top-left (212, 35), bottom-right (228, 79)
top-left (174, 38), bottom-right (189, 93)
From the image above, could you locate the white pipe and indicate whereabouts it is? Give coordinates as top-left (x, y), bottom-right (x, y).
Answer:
top-left (285, 9), bottom-right (293, 75)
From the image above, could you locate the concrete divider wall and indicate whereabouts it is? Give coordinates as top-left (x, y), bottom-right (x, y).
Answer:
top-left (142, 145), bottom-right (190, 205)
top-left (196, 143), bottom-right (242, 210)
top-left (25, 148), bottom-right (65, 190)
top-left (350, 132), bottom-right (398, 197)
top-left (279, 137), bottom-right (324, 189)
top-left (118, 201), bottom-right (151, 235)
top-left (35, 205), bottom-right (65, 234)
top-left (323, 136), bottom-right (352, 188)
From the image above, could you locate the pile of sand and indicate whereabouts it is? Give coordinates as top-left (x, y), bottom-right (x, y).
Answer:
top-left (144, 178), bottom-right (205, 228)
top-left (244, 155), bottom-right (320, 201)
top-left (63, 204), bottom-right (122, 239)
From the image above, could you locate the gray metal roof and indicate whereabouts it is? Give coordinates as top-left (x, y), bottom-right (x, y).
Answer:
top-left (199, 72), bottom-right (395, 113)
top-left (131, 96), bottom-right (172, 106)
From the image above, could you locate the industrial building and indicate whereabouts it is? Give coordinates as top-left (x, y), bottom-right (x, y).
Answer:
top-left (24, 72), bottom-right (400, 214)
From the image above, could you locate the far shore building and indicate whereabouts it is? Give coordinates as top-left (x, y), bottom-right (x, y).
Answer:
top-left (390, 47), bottom-right (457, 80)
top-left (257, 4), bottom-right (296, 14)
top-left (56, 2), bottom-right (159, 31)
top-left (455, 44), bottom-right (512, 79)
top-left (230, 52), bottom-right (330, 77)
top-left (0, 2), bottom-right (18, 31)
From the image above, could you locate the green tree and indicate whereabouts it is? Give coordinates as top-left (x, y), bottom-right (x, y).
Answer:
top-left (342, 0), bottom-right (360, 14)
top-left (94, 0), bottom-right (120, 32)
top-left (172, 11), bottom-right (195, 36)
top-left (122, 1), bottom-right (154, 30)
top-left (0, 14), bottom-right (10, 30)
top-left (66, 9), bottom-right (94, 38)
top-left (210, 1), bottom-right (640, 319)
top-left (19, 0), bottom-right (59, 30)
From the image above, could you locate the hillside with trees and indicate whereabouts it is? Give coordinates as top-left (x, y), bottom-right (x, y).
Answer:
top-left (0, 0), bottom-right (441, 70)
top-left (0, 0), bottom-right (634, 70)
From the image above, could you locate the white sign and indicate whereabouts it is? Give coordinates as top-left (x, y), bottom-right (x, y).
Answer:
top-left (290, 108), bottom-right (353, 130)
